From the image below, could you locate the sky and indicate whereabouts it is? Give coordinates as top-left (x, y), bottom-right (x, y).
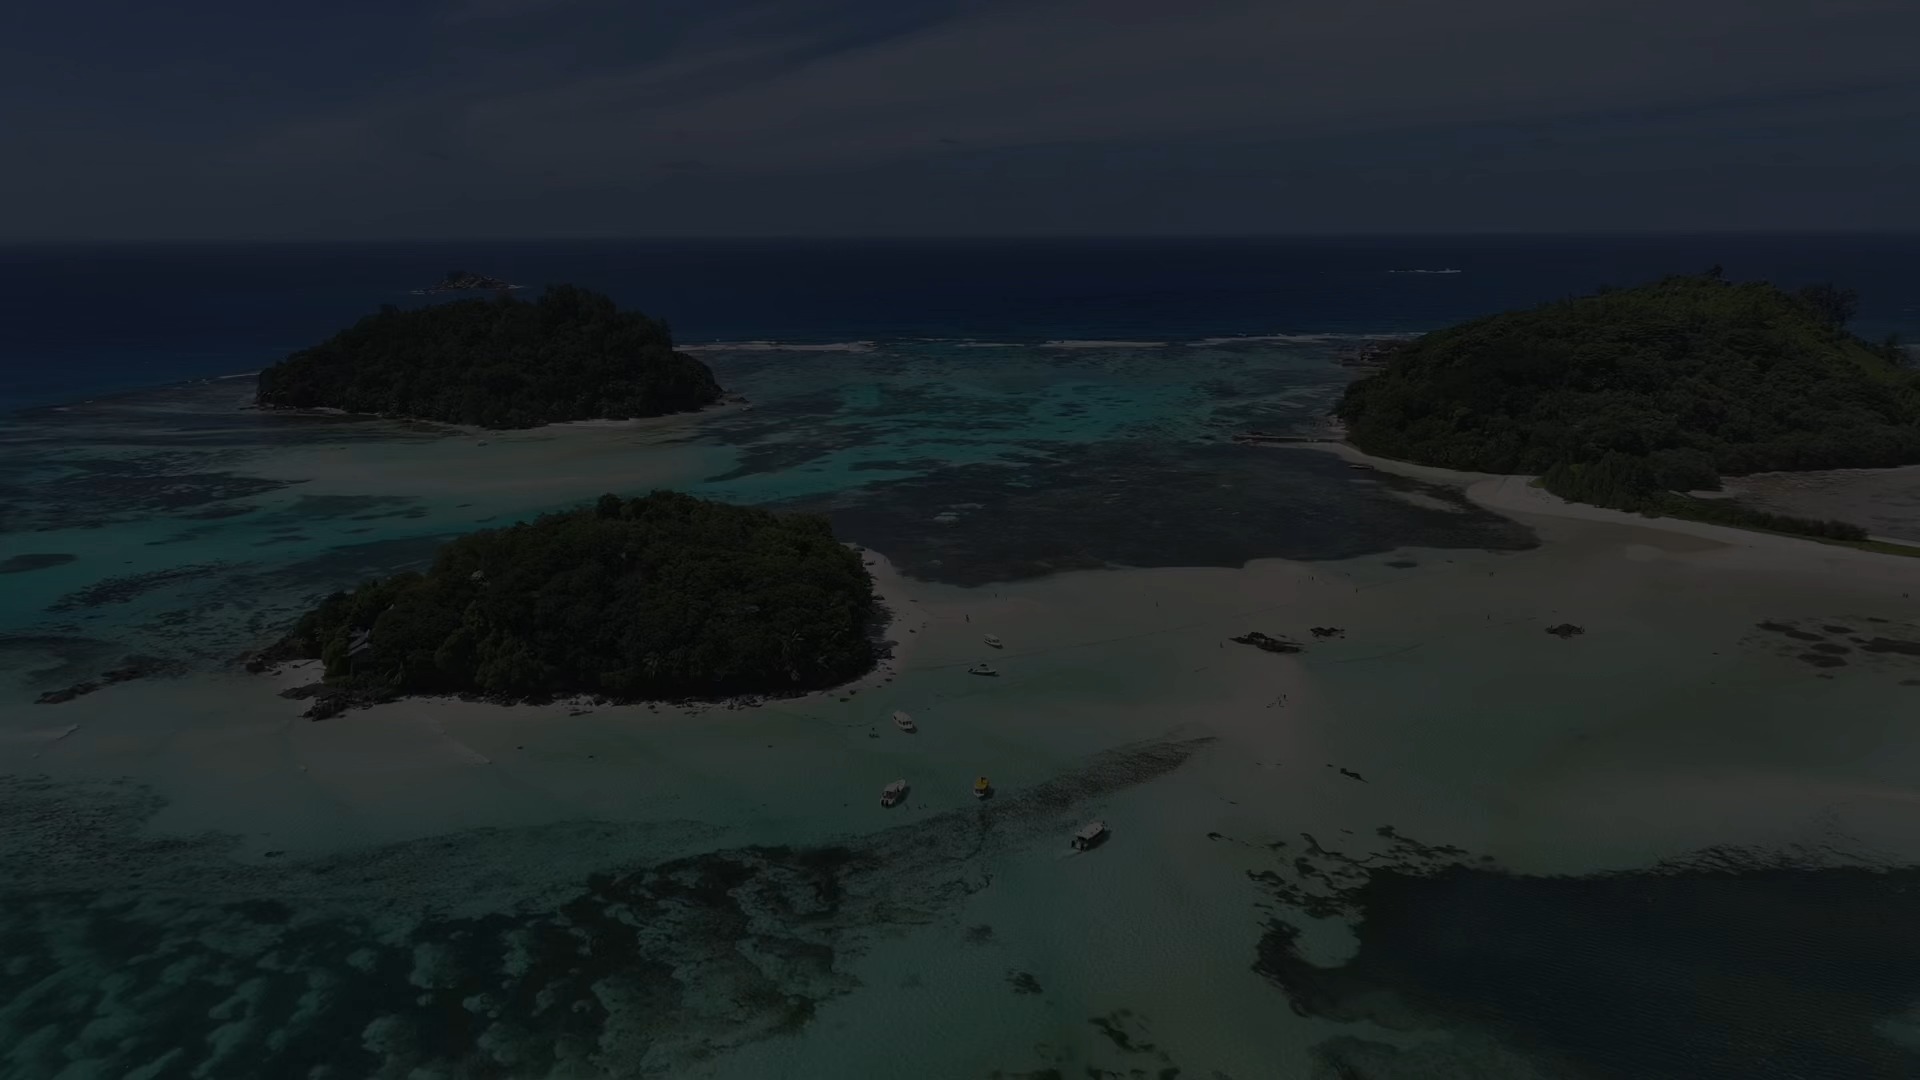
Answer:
top-left (5, 0), bottom-right (1919, 240)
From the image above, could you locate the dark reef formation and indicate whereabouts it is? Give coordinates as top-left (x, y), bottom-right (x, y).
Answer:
top-left (32, 656), bottom-right (180, 705)
top-left (0, 736), bottom-right (1213, 1080)
top-left (1246, 825), bottom-right (1920, 1079)
top-left (739, 436), bottom-right (1541, 587)
top-left (1746, 616), bottom-right (1920, 675)
top-left (0, 553), bottom-right (76, 574)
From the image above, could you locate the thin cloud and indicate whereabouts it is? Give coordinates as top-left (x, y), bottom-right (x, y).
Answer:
top-left (427, 0), bottom-right (1920, 175)
top-left (437, 0), bottom-right (602, 23)
top-left (3, 0), bottom-right (1918, 238)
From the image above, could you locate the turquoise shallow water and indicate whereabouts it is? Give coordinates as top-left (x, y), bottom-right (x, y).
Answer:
top-left (7, 338), bottom-right (1920, 1078)
top-left (0, 338), bottom-right (1528, 683)
top-left (0, 339), bottom-right (1491, 1080)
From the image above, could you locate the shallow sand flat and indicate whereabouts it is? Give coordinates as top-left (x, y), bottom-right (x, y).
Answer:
top-left (1278, 445), bottom-right (1920, 831)
top-left (0, 723), bottom-right (80, 750)
top-left (10, 473), bottom-right (1920, 871)
top-left (1303, 539), bottom-right (1920, 868)
top-left (11, 456), bottom-right (1920, 1076)
top-left (681, 528), bottom-right (1920, 1078)
top-left (0, 552), bottom-right (1311, 857)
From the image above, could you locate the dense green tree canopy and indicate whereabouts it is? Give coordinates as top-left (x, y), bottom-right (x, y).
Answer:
top-left (1537, 453), bottom-right (1867, 541)
top-left (256, 285), bottom-right (724, 428)
top-left (272, 492), bottom-right (879, 702)
top-left (1336, 274), bottom-right (1920, 480)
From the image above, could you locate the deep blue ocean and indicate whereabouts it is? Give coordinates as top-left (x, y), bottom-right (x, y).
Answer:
top-left (3, 234), bottom-right (1917, 412)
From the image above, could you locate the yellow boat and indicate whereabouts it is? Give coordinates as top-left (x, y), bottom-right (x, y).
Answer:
top-left (973, 776), bottom-right (992, 799)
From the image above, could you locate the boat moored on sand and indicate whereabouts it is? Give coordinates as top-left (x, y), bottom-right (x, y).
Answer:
top-left (1071, 820), bottom-right (1108, 850)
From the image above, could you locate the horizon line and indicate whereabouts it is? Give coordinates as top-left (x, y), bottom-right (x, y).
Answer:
top-left (4, 229), bottom-right (1920, 247)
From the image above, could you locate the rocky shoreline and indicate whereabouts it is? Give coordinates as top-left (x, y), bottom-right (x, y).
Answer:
top-left (1332, 338), bottom-right (1407, 371)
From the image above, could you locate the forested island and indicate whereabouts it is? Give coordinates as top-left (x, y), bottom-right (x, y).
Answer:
top-left (256, 492), bottom-right (880, 713)
top-left (1336, 272), bottom-right (1919, 541)
top-left (255, 285), bottom-right (725, 428)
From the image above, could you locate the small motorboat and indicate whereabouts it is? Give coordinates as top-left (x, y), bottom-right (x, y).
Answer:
top-left (973, 776), bottom-right (992, 799)
top-left (967, 663), bottom-right (999, 677)
top-left (881, 780), bottom-right (907, 808)
top-left (1071, 820), bottom-right (1108, 851)
top-left (983, 634), bottom-right (1003, 649)
top-left (892, 710), bottom-right (917, 733)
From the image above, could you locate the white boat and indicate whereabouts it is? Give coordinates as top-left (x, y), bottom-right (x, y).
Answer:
top-left (881, 780), bottom-right (907, 807)
top-left (983, 634), bottom-right (1003, 649)
top-left (967, 663), bottom-right (999, 677)
top-left (892, 710), bottom-right (917, 733)
top-left (1071, 820), bottom-right (1108, 850)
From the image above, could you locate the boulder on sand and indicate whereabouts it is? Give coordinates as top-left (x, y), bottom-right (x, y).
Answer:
top-left (1230, 632), bottom-right (1305, 654)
